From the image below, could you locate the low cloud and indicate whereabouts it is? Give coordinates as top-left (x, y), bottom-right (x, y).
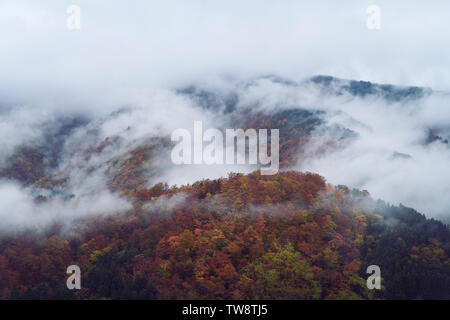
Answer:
top-left (0, 180), bottom-right (132, 232)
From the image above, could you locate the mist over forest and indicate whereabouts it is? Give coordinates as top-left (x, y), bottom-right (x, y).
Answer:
top-left (0, 1), bottom-right (449, 301)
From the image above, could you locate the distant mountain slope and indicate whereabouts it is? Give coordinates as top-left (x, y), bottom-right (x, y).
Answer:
top-left (1, 75), bottom-right (449, 217)
top-left (309, 75), bottom-right (432, 101)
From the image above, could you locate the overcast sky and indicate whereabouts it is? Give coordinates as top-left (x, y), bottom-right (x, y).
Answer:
top-left (1, 0), bottom-right (450, 110)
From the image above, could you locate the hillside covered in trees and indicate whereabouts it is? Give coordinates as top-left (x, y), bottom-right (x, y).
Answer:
top-left (0, 171), bottom-right (448, 300)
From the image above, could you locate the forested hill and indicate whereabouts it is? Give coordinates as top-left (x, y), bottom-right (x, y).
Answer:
top-left (1, 171), bottom-right (448, 300)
